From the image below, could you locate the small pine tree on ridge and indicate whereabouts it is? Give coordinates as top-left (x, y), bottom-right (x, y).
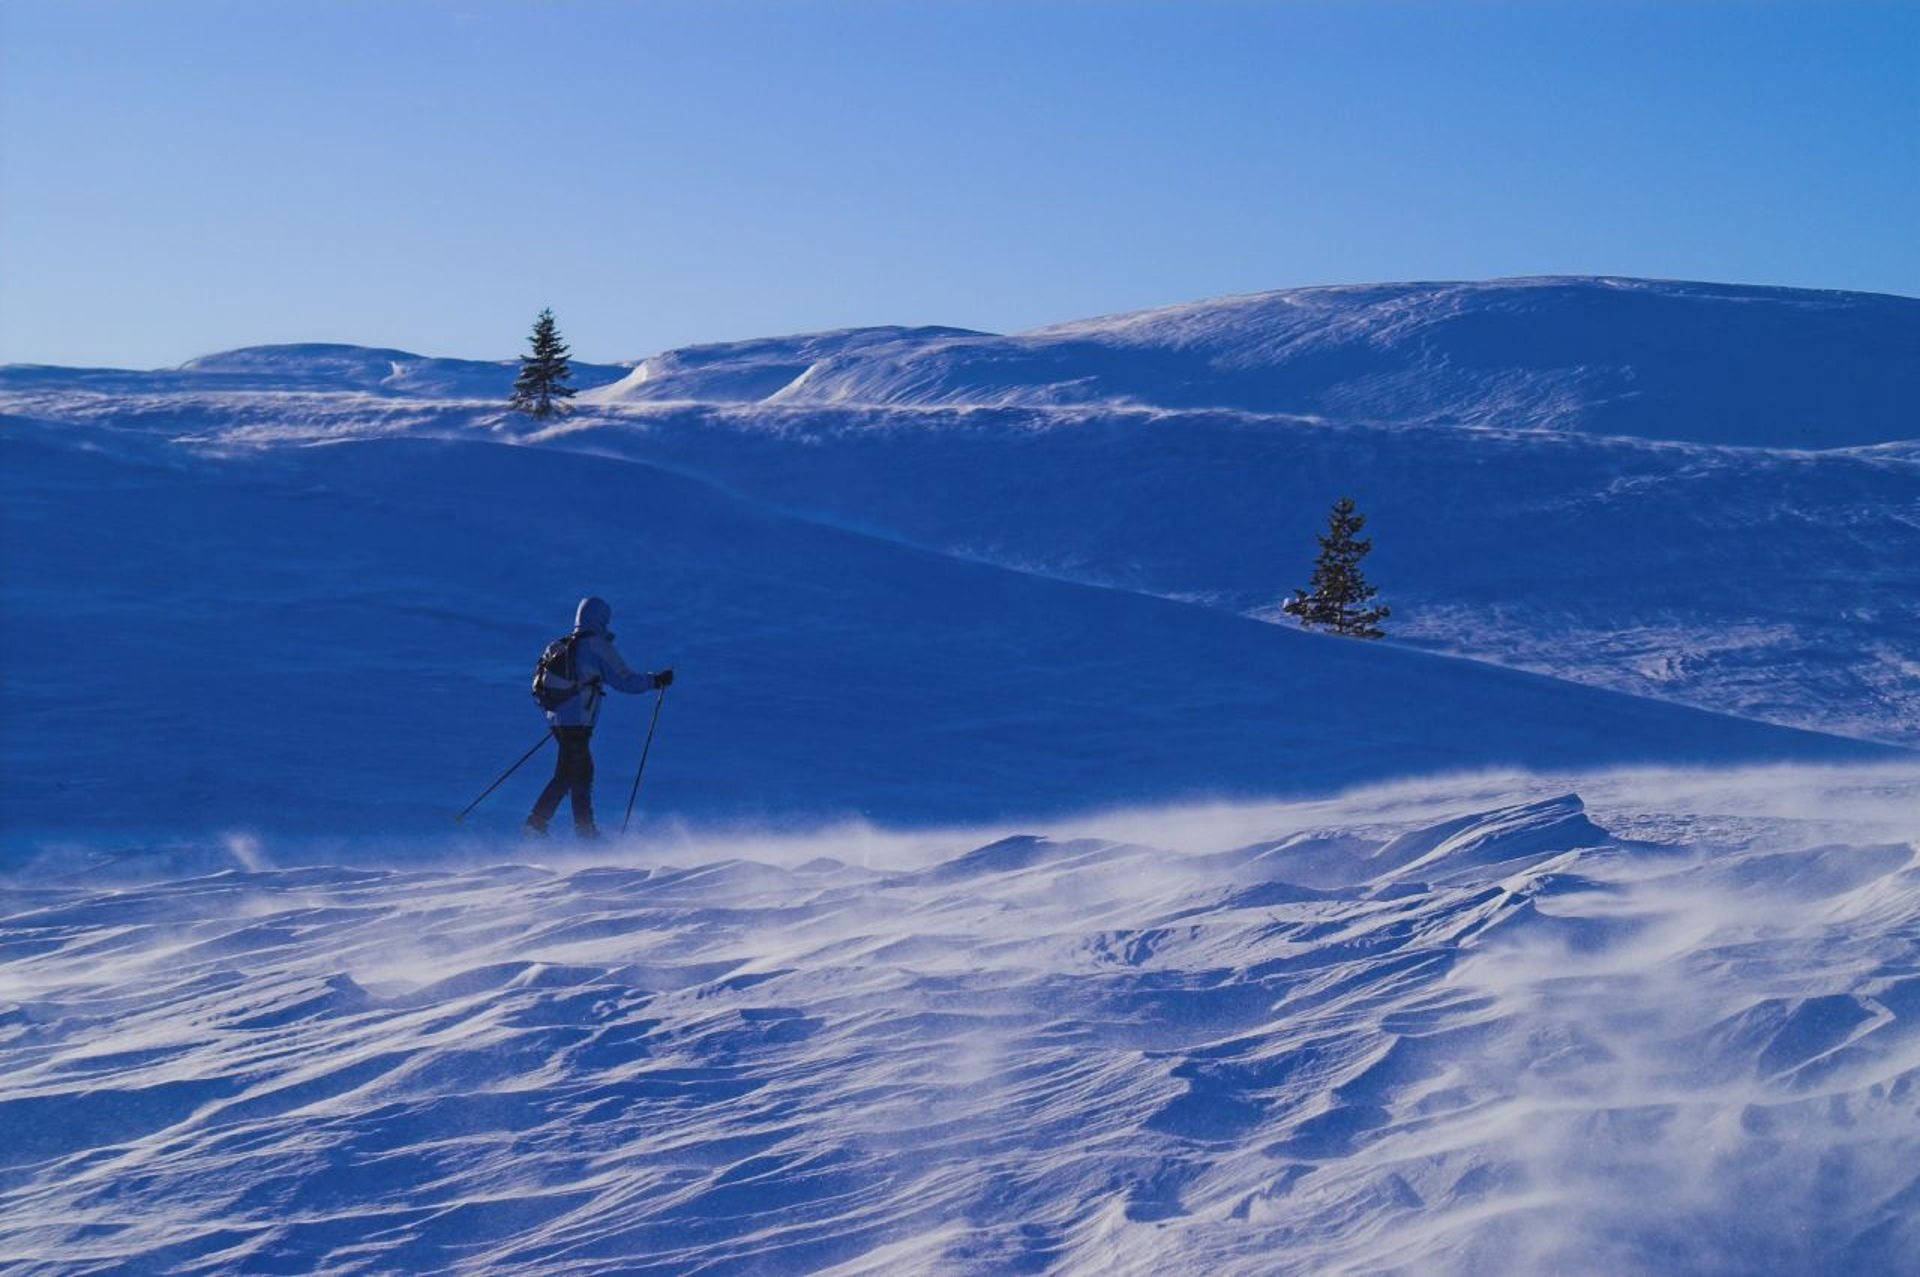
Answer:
top-left (510, 308), bottom-right (576, 419)
top-left (1285, 495), bottom-right (1390, 639)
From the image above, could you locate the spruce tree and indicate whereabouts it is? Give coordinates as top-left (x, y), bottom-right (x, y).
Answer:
top-left (1285, 495), bottom-right (1390, 639)
top-left (510, 308), bottom-right (576, 418)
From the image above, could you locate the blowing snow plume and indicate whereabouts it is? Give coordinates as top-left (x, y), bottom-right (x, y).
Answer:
top-left (3, 765), bottom-right (1918, 1274)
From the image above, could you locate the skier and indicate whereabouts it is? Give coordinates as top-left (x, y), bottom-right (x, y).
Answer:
top-left (526, 596), bottom-right (672, 838)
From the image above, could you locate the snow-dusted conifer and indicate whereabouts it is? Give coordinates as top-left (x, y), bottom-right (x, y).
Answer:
top-left (1286, 495), bottom-right (1390, 639)
top-left (510, 308), bottom-right (576, 418)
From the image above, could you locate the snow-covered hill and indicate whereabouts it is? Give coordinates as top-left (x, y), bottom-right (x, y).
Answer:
top-left (4, 275), bottom-right (1918, 1272)
top-left (586, 277), bottom-right (1920, 448)
top-left (4, 416), bottom-right (1890, 839)
top-left (1, 343), bottom-right (632, 400)
top-left (4, 767), bottom-right (1917, 1273)
top-left (9, 279), bottom-right (1917, 757)
top-left (524, 399), bottom-right (1920, 748)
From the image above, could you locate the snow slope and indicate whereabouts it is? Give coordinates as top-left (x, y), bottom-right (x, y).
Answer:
top-left (2, 411), bottom-right (1889, 839)
top-left (586, 326), bottom-right (985, 405)
top-left (11, 279), bottom-right (1917, 753)
top-left (4, 276), bottom-right (1919, 1272)
top-left (4, 766), bottom-right (1917, 1273)
top-left (584, 277), bottom-right (1920, 448)
top-left (518, 402), bottom-right (1920, 747)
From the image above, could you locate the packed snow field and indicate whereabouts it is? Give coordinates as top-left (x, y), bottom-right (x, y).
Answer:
top-left (4, 767), bottom-right (1919, 1273)
top-left (4, 277), bottom-right (1919, 1271)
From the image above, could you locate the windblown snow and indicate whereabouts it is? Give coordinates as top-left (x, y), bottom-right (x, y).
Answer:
top-left (4, 768), bottom-right (1918, 1273)
top-left (3, 276), bottom-right (1919, 1272)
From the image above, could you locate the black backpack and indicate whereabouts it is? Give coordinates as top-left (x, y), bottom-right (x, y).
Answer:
top-left (531, 633), bottom-right (587, 710)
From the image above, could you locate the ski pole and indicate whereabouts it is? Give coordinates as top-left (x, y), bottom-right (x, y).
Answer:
top-left (454, 730), bottom-right (553, 823)
top-left (621, 686), bottom-right (668, 835)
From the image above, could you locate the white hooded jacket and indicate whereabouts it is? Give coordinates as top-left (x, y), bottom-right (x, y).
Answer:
top-left (544, 596), bottom-right (660, 729)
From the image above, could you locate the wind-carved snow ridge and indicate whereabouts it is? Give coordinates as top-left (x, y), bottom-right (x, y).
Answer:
top-left (4, 767), bottom-right (1917, 1274)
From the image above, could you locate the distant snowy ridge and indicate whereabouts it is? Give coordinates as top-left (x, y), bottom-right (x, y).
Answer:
top-left (13, 277), bottom-right (1913, 446)
top-left (583, 277), bottom-right (1920, 448)
top-left (4, 342), bottom-right (632, 400)
top-left (583, 325), bottom-right (985, 405)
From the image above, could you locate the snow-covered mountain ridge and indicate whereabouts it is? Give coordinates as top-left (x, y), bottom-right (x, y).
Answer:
top-left (0, 343), bottom-right (632, 400)
top-left (580, 277), bottom-right (1920, 449)
top-left (12, 277), bottom-right (1915, 446)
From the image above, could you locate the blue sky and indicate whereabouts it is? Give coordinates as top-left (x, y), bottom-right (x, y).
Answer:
top-left (2, 0), bottom-right (1915, 367)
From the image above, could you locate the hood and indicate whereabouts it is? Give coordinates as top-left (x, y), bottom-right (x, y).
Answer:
top-left (574, 596), bottom-right (613, 635)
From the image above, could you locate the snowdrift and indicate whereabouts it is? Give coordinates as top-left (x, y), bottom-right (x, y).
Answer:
top-left (4, 768), bottom-right (1916, 1273)
top-left (580, 325), bottom-right (985, 405)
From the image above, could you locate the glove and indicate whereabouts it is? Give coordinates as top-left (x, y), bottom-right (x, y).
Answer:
top-left (654, 668), bottom-right (675, 689)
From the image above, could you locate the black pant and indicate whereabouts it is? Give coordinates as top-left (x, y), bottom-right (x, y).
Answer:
top-left (529, 726), bottom-right (596, 832)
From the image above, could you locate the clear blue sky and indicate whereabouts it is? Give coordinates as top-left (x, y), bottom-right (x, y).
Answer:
top-left (3, 0), bottom-right (1915, 367)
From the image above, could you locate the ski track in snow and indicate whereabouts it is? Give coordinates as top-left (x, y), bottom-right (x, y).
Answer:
top-left (4, 766), bottom-right (1918, 1275)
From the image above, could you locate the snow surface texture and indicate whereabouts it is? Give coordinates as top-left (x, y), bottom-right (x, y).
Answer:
top-left (4, 766), bottom-right (1918, 1274)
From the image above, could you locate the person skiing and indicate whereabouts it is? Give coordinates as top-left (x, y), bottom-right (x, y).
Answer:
top-left (526, 596), bottom-right (672, 838)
